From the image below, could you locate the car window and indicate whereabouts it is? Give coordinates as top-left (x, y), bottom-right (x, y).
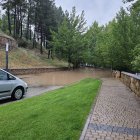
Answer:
top-left (8, 74), bottom-right (16, 80)
top-left (0, 70), bottom-right (8, 80)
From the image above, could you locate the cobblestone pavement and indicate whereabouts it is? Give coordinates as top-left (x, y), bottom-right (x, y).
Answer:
top-left (80, 78), bottom-right (140, 140)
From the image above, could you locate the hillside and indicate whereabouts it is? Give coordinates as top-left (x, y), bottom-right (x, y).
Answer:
top-left (0, 47), bottom-right (68, 69)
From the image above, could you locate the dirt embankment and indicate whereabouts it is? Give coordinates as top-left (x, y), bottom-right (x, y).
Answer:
top-left (0, 47), bottom-right (68, 69)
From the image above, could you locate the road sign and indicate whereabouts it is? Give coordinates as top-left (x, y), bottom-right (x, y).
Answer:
top-left (5, 43), bottom-right (9, 71)
top-left (6, 43), bottom-right (9, 52)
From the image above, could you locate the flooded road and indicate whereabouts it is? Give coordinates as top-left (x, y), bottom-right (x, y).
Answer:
top-left (0, 68), bottom-right (111, 105)
top-left (20, 68), bottom-right (112, 87)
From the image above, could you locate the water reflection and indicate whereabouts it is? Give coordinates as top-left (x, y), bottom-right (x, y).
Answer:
top-left (20, 68), bottom-right (112, 87)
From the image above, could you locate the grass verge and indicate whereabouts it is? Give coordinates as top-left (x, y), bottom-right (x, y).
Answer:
top-left (0, 78), bottom-right (101, 140)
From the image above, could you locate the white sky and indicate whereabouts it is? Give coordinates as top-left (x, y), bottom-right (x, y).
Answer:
top-left (55, 0), bottom-right (129, 26)
top-left (0, 0), bottom-right (131, 26)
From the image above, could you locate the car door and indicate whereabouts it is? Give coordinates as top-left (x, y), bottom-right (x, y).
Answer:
top-left (0, 70), bottom-right (12, 98)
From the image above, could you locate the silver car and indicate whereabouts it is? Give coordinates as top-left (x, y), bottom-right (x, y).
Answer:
top-left (0, 69), bottom-right (28, 100)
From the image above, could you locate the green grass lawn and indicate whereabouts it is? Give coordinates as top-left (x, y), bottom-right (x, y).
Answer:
top-left (0, 78), bottom-right (101, 140)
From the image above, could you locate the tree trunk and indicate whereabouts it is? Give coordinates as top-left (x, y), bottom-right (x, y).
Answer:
top-left (40, 26), bottom-right (43, 54)
top-left (33, 8), bottom-right (37, 48)
top-left (20, 6), bottom-right (22, 38)
top-left (14, 6), bottom-right (17, 38)
top-left (33, 30), bottom-right (36, 48)
top-left (16, 7), bottom-right (20, 37)
top-left (29, 25), bottom-right (32, 40)
top-left (26, 12), bottom-right (29, 40)
top-left (48, 49), bottom-right (51, 59)
top-left (7, 2), bottom-right (11, 35)
top-left (26, 1), bottom-right (32, 40)
top-left (68, 54), bottom-right (72, 69)
top-left (51, 50), bottom-right (53, 59)
top-left (20, 19), bottom-right (23, 38)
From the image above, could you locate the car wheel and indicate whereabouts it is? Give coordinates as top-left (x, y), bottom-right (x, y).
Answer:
top-left (12, 88), bottom-right (24, 100)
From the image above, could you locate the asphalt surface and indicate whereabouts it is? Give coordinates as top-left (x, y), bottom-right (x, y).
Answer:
top-left (27, 86), bottom-right (63, 98)
top-left (0, 86), bottom-right (63, 105)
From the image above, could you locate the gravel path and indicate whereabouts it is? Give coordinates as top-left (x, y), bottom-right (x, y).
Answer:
top-left (80, 78), bottom-right (140, 140)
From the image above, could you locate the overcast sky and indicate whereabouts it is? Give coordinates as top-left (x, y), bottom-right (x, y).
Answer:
top-left (55, 0), bottom-right (128, 26)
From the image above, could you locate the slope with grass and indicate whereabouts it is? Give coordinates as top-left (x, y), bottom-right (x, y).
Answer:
top-left (0, 47), bottom-right (68, 69)
top-left (0, 78), bottom-right (101, 140)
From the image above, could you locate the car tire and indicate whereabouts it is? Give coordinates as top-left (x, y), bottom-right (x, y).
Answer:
top-left (11, 87), bottom-right (24, 100)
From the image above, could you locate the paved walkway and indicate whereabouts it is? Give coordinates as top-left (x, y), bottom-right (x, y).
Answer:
top-left (80, 78), bottom-right (140, 140)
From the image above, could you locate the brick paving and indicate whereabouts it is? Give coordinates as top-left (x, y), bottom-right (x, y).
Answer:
top-left (80, 78), bottom-right (140, 140)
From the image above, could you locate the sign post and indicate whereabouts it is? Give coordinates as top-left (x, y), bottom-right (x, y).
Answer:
top-left (6, 43), bottom-right (9, 71)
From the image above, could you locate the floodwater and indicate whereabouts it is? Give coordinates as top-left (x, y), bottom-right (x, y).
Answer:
top-left (0, 68), bottom-right (111, 105)
top-left (20, 68), bottom-right (112, 87)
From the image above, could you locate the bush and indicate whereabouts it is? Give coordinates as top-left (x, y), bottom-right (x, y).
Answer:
top-left (17, 38), bottom-right (32, 48)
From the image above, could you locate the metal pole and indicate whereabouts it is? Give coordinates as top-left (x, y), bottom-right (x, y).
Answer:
top-left (6, 43), bottom-right (9, 71)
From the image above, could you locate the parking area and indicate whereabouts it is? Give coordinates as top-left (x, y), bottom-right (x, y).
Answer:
top-left (0, 86), bottom-right (63, 105)
top-left (0, 68), bottom-right (111, 105)
top-left (26, 86), bottom-right (63, 98)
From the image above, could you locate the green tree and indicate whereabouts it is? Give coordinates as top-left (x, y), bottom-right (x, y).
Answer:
top-left (131, 45), bottom-right (140, 72)
top-left (1, 0), bottom-right (65, 55)
top-left (1, 14), bottom-right (9, 33)
top-left (85, 21), bottom-right (114, 68)
top-left (0, 18), bottom-right (2, 30)
top-left (50, 7), bottom-right (87, 68)
top-left (85, 22), bottom-right (103, 66)
top-left (108, 8), bottom-right (133, 71)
